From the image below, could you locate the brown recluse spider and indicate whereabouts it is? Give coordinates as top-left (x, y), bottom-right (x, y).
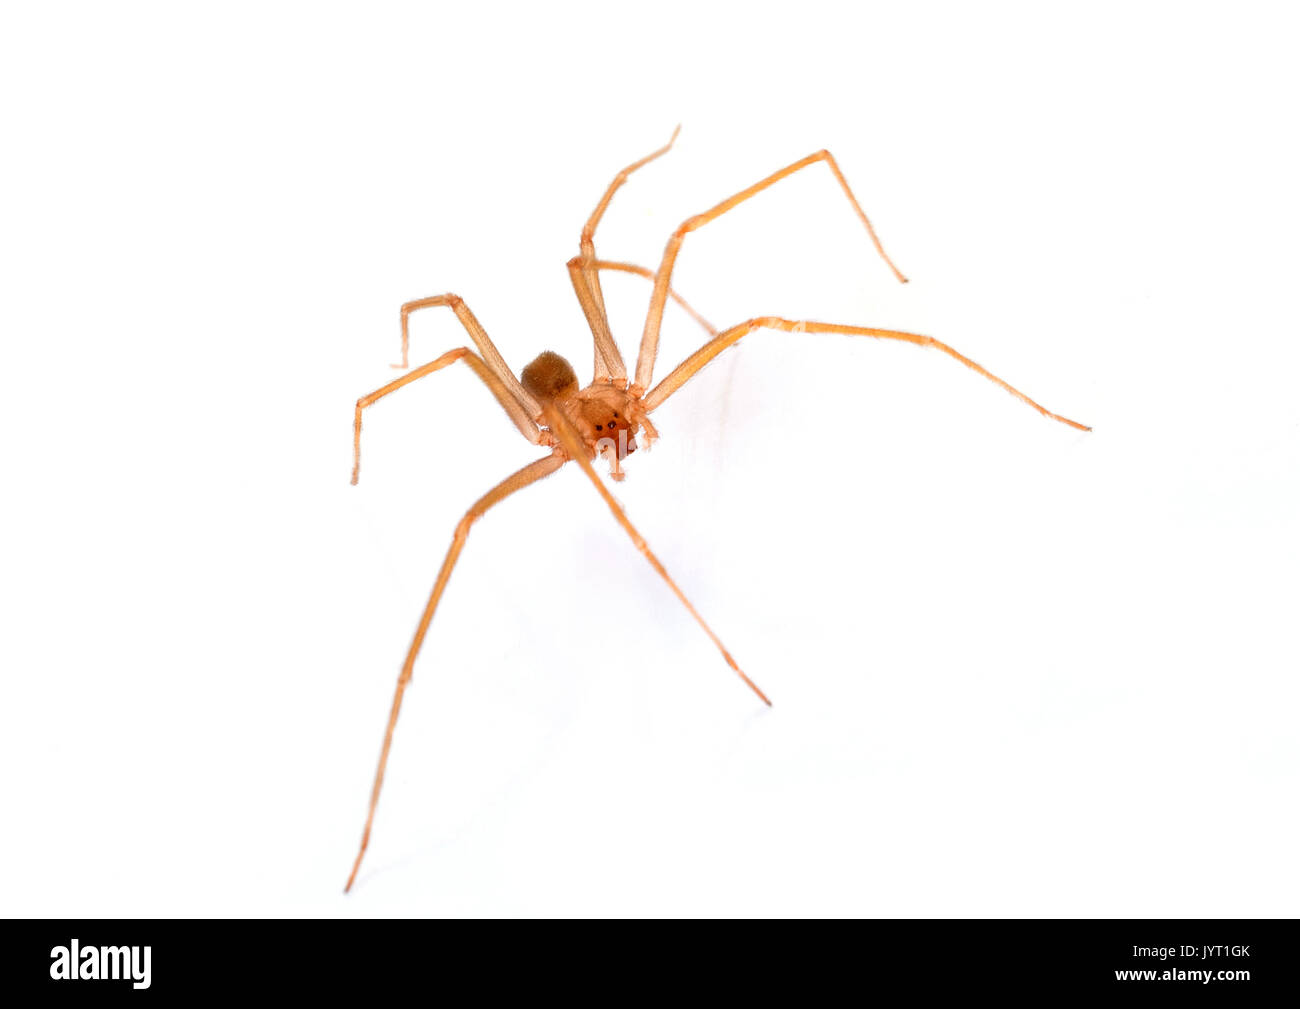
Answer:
top-left (344, 127), bottom-right (1090, 892)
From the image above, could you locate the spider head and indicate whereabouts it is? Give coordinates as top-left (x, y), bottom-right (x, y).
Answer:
top-left (569, 386), bottom-right (644, 480)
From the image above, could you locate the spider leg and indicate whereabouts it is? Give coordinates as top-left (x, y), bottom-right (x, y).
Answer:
top-left (353, 347), bottom-right (547, 485)
top-left (592, 260), bottom-right (719, 337)
top-left (345, 453), bottom-right (566, 893)
top-left (395, 293), bottom-right (541, 413)
top-left (543, 404), bottom-right (772, 707)
top-left (634, 150), bottom-right (908, 393)
top-left (569, 257), bottom-right (628, 385)
top-left (581, 125), bottom-right (680, 259)
top-left (571, 257), bottom-right (721, 386)
top-left (572, 127), bottom-right (681, 385)
top-left (643, 316), bottom-right (1091, 431)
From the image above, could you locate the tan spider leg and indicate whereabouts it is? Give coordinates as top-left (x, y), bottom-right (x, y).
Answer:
top-left (581, 125), bottom-right (681, 256)
top-left (568, 257), bottom-right (627, 385)
top-left (345, 453), bottom-right (566, 893)
top-left (590, 260), bottom-right (718, 337)
top-left (543, 404), bottom-right (771, 707)
top-left (395, 294), bottom-right (541, 418)
top-left (643, 317), bottom-right (1091, 432)
top-left (576, 127), bottom-right (681, 384)
top-left (353, 347), bottom-right (545, 485)
top-left (571, 257), bottom-right (721, 385)
top-left (635, 150), bottom-right (908, 393)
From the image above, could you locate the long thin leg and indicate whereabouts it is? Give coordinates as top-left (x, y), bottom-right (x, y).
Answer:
top-left (353, 347), bottom-right (547, 485)
top-left (569, 257), bottom-right (627, 385)
top-left (345, 453), bottom-right (566, 893)
top-left (571, 257), bottom-right (721, 385)
top-left (591, 260), bottom-right (718, 337)
top-left (581, 125), bottom-right (681, 258)
top-left (575, 127), bottom-right (681, 384)
top-left (634, 150), bottom-right (908, 393)
top-left (643, 316), bottom-right (1091, 431)
top-left (395, 294), bottom-right (541, 419)
top-left (543, 404), bottom-right (772, 706)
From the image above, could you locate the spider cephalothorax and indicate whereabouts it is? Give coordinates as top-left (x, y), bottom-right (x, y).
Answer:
top-left (344, 128), bottom-right (1089, 892)
top-left (521, 350), bottom-right (654, 480)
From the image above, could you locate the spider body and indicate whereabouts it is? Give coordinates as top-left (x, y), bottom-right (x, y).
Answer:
top-left (526, 356), bottom-right (651, 479)
top-left (343, 129), bottom-right (1089, 892)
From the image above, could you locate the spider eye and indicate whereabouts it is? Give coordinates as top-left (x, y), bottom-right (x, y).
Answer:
top-left (595, 424), bottom-right (603, 431)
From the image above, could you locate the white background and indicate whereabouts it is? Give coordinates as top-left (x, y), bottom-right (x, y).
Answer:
top-left (2, 2), bottom-right (1296, 918)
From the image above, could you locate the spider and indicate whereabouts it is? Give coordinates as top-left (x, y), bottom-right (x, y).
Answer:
top-left (344, 128), bottom-right (1089, 892)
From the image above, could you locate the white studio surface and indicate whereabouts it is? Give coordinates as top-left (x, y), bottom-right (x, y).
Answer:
top-left (1, 2), bottom-right (1296, 918)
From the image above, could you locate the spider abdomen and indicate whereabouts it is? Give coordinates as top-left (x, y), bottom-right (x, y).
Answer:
top-left (521, 350), bottom-right (579, 402)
